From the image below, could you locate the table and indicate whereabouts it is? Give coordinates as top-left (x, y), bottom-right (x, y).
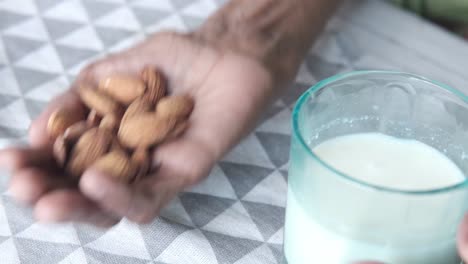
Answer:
top-left (0, 0), bottom-right (467, 263)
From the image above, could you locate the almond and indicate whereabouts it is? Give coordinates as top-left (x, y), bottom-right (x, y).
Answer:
top-left (87, 109), bottom-right (101, 127)
top-left (167, 120), bottom-right (188, 140)
top-left (118, 113), bottom-right (176, 148)
top-left (100, 114), bottom-right (119, 132)
top-left (131, 147), bottom-right (150, 182)
top-left (53, 135), bottom-right (68, 167)
top-left (141, 67), bottom-right (166, 105)
top-left (155, 95), bottom-right (194, 119)
top-left (93, 151), bottom-right (136, 182)
top-left (121, 97), bottom-right (153, 124)
top-left (99, 76), bottom-right (146, 105)
top-left (47, 108), bottom-right (84, 139)
top-left (78, 85), bottom-right (122, 116)
top-left (63, 121), bottom-right (89, 144)
top-left (66, 128), bottom-right (113, 177)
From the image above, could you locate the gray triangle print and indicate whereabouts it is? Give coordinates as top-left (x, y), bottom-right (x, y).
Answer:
top-left (2, 195), bottom-right (35, 235)
top-left (0, 236), bottom-right (8, 244)
top-left (2, 35), bottom-right (44, 62)
top-left (139, 217), bottom-right (192, 259)
top-left (0, 10), bottom-right (29, 31)
top-left (0, 125), bottom-right (27, 138)
top-left (82, 0), bottom-right (120, 20)
top-left (14, 237), bottom-right (79, 264)
top-left (179, 193), bottom-right (236, 227)
top-left (55, 45), bottom-right (99, 69)
top-left (95, 26), bottom-right (135, 47)
top-left (306, 54), bottom-right (346, 81)
top-left (219, 162), bottom-right (274, 199)
top-left (131, 7), bottom-right (171, 27)
top-left (242, 201), bottom-right (285, 241)
top-left (13, 67), bottom-right (57, 94)
top-left (181, 15), bottom-right (204, 30)
top-left (74, 223), bottom-right (108, 246)
top-left (24, 99), bottom-right (48, 120)
top-left (202, 230), bottom-right (263, 264)
top-left (171, 0), bottom-right (194, 9)
top-left (268, 243), bottom-right (284, 264)
top-left (84, 247), bottom-right (148, 264)
top-left (281, 82), bottom-right (310, 106)
top-left (279, 170), bottom-right (288, 182)
top-left (256, 132), bottom-right (290, 168)
top-left (43, 18), bottom-right (82, 40)
top-left (36, 0), bottom-right (60, 11)
top-left (258, 104), bottom-right (284, 126)
top-left (0, 94), bottom-right (20, 108)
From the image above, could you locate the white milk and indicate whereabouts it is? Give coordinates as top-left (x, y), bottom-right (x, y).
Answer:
top-left (284, 133), bottom-right (466, 264)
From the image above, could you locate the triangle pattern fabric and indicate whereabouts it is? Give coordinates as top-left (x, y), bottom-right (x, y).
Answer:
top-left (0, 10), bottom-right (30, 31)
top-left (0, 68), bottom-right (21, 96)
top-left (57, 25), bottom-right (104, 51)
top-left (2, 35), bottom-right (45, 62)
top-left (243, 170), bottom-right (288, 208)
top-left (187, 164), bottom-right (237, 199)
top-left (13, 67), bottom-right (57, 94)
top-left (42, 0), bottom-right (90, 23)
top-left (4, 17), bottom-right (49, 42)
top-left (0, 198), bottom-right (12, 237)
top-left (14, 237), bottom-right (79, 264)
top-left (223, 134), bottom-right (274, 168)
top-left (16, 223), bottom-right (80, 245)
top-left (58, 247), bottom-right (88, 264)
top-left (202, 201), bottom-right (263, 241)
top-left (257, 108), bottom-right (292, 135)
top-left (95, 26), bottom-right (136, 47)
top-left (202, 230), bottom-right (263, 264)
top-left (55, 44), bottom-right (99, 70)
top-left (24, 75), bottom-right (70, 102)
top-left (81, 0), bottom-right (121, 20)
top-left (95, 6), bottom-right (142, 31)
top-left (2, 195), bottom-right (35, 235)
top-left (84, 247), bottom-right (148, 264)
top-left (43, 18), bottom-right (82, 40)
top-left (23, 98), bottom-right (47, 120)
top-left (268, 227), bottom-right (284, 245)
top-left (256, 132), bottom-right (291, 168)
top-left (242, 201), bottom-right (285, 241)
top-left (159, 197), bottom-right (194, 227)
top-left (179, 193), bottom-right (236, 227)
top-left (129, 0), bottom-right (174, 11)
top-left (234, 243), bottom-right (277, 264)
top-left (0, 0), bottom-right (37, 15)
top-left (268, 243), bottom-right (284, 264)
top-left (219, 161), bottom-right (274, 199)
top-left (85, 219), bottom-right (151, 260)
top-left (156, 229), bottom-right (218, 264)
top-left (139, 217), bottom-right (193, 259)
top-left (131, 7), bottom-right (172, 27)
top-left (35, 0), bottom-right (61, 12)
top-left (15, 44), bottom-right (64, 74)
top-left (0, 238), bottom-right (20, 264)
top-left (73, 223), bottom-right (108, 246)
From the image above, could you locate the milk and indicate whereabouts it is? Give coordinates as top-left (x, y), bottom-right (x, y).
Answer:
top-left (284, 133), bottom-right (466, 264)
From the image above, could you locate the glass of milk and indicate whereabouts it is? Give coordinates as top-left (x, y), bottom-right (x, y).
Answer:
top-left (284, 71), bottom-right (468, 264)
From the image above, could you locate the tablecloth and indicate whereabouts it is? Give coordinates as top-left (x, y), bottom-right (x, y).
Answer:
top-left (0, 0), bottom-right (467, 263)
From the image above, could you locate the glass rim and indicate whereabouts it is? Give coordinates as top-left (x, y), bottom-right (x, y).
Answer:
top-left (292, 70), bottom-right (468, 195)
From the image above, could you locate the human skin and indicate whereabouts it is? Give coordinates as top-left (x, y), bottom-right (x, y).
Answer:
top-left (1, 0), bottom-right (468, 262)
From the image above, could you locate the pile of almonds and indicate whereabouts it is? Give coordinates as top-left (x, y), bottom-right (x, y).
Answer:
top-left (47, 67), bottom-right (194, 183)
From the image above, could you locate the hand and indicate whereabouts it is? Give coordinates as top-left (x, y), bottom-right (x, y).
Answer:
top-left (0, 31), bottom-right (274, 226)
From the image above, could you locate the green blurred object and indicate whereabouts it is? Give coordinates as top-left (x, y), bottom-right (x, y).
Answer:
top-left (393, 0), bottom-right (468, 24)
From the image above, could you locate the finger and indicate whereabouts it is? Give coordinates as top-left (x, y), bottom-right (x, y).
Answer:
top-left (29, 90), bottom-right (86, 147)
top-left (458, 213), bottom-right (468, 261)
top-left (0, 147), bottom-right (56, 172)
top-left (35, 189), bottom-right (120, 227)
top-left (8, 168), bottom-right (70, 205)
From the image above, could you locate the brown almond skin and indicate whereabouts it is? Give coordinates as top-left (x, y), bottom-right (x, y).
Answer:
top-left (131, 147), bottom-right (150, 182)
top-left (155, 95), bottom-right (194, 119)
top-left (47, 108), bottom-right (85, 139)
top-left (87, 109), bottom-right (101, 127)
top-left (118, 113), bottom-right (176, 148)
top-left (141, 67), bottom-right (166, 106)
top-left (63, 121), bottom-right (89, 144)
top-left (66, 128), bottom-right (113, 178)
top-left (100, 114), bottom-right (119, 132)
top-left (99, 76), bottom-right (146, 105)
top-left (93, 151), bottom-right (136, 182)
top-left (121, 97), bottom-right (153, 125)
top-left (78, 86), bottom-right (122, 116)
top-left (53, 135), bottom-right (68, 167)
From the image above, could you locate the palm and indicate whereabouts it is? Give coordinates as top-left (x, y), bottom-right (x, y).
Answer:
top-left (0, 32), bottom-right (274, 226)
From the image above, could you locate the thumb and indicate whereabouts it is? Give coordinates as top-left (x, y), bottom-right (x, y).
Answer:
top-left (458, 213), bottom-right (468, 261)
